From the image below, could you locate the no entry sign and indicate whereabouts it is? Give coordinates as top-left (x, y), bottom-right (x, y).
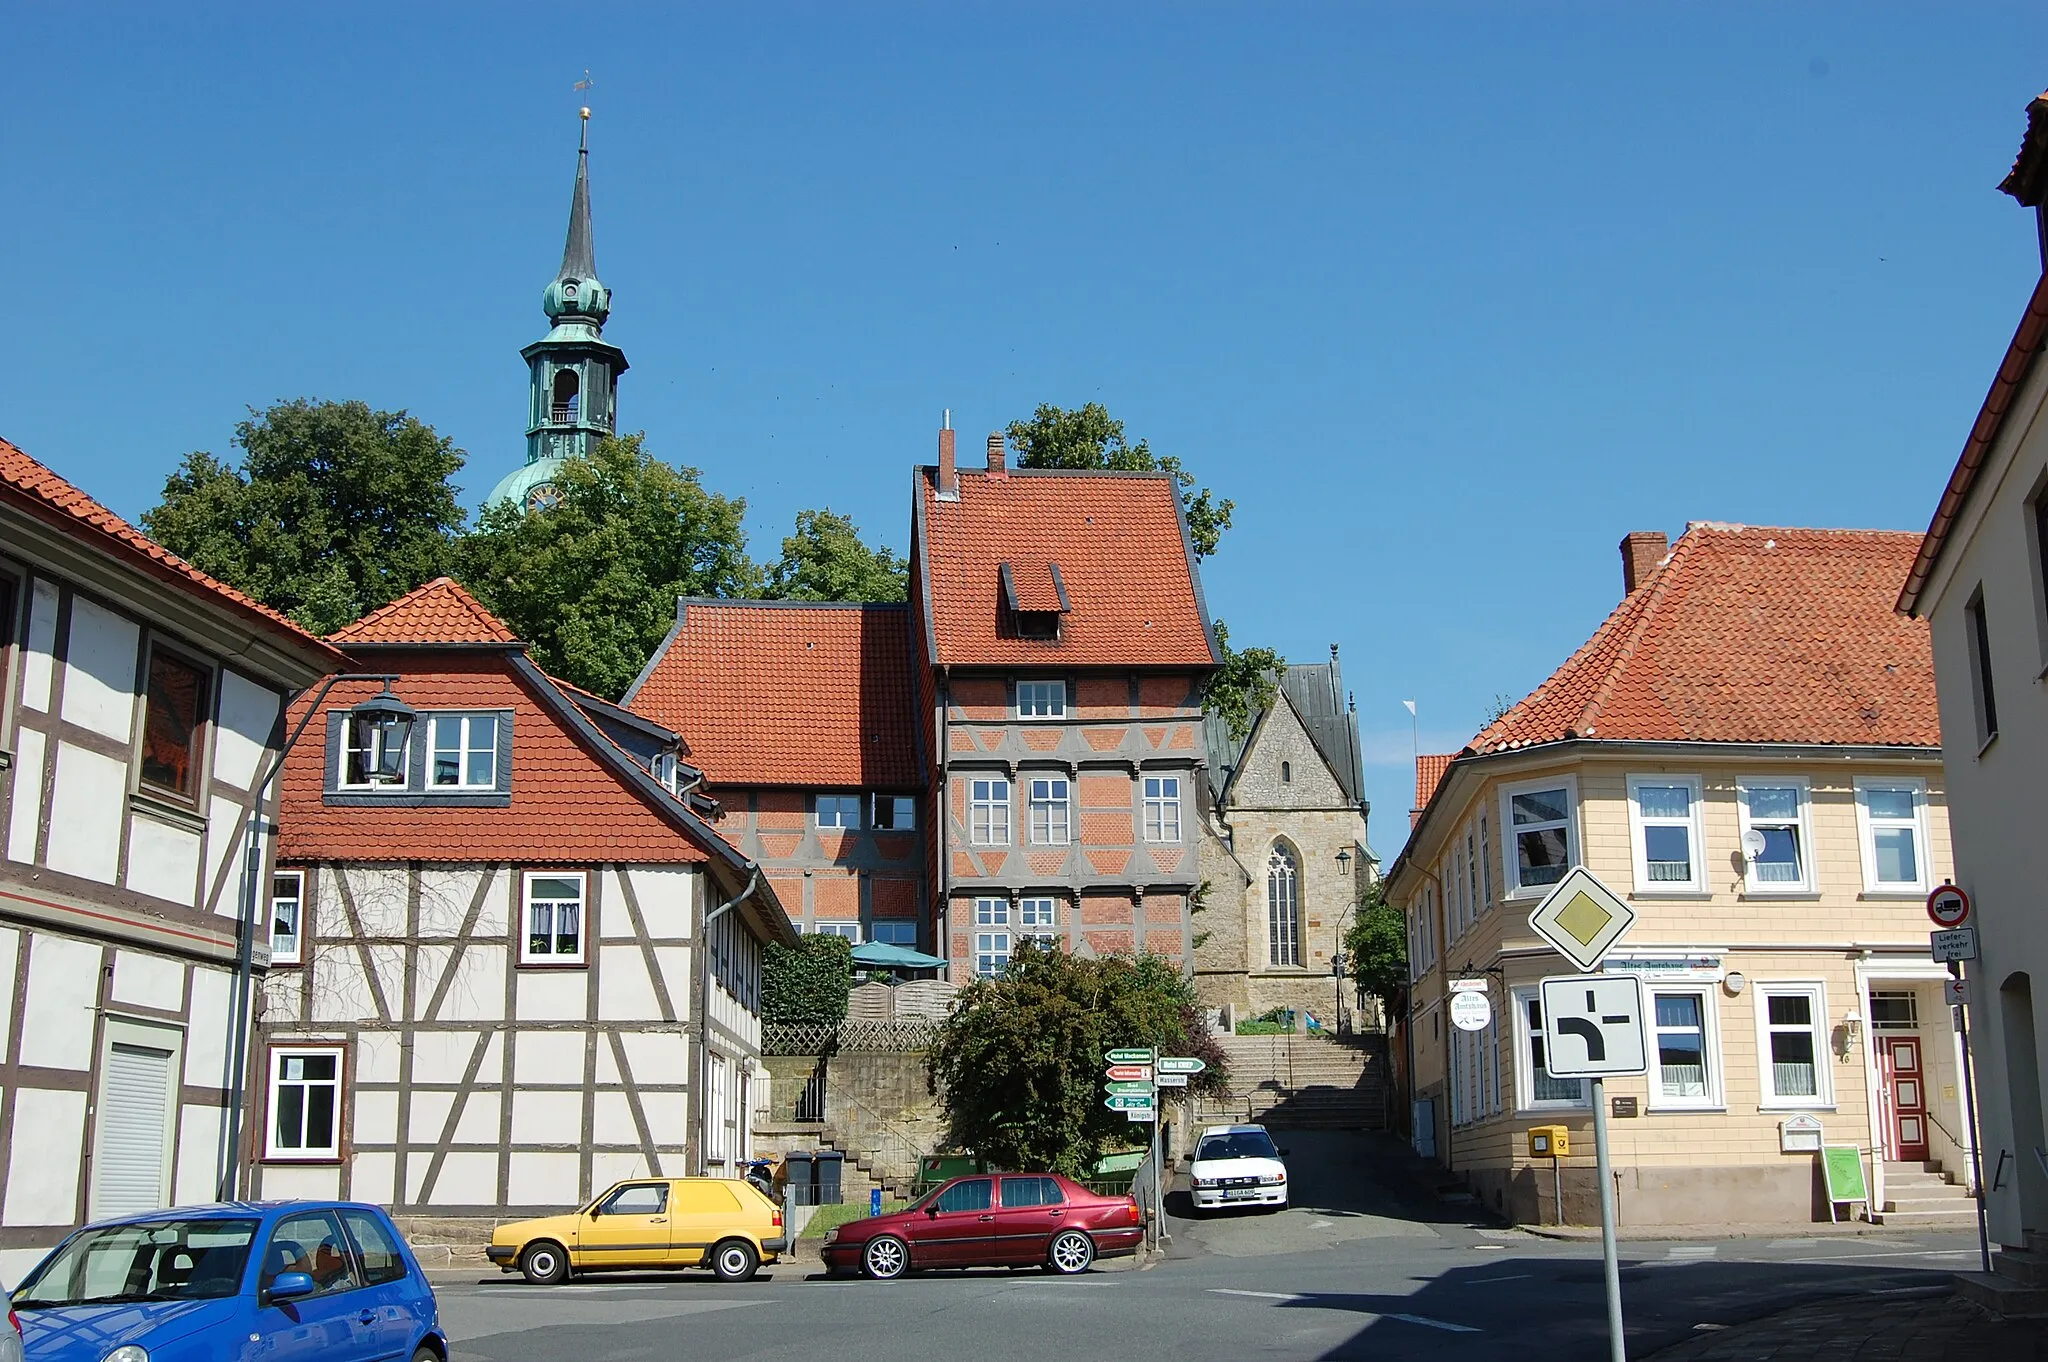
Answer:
top-left (1926, 884), bottom-right (1970, 929)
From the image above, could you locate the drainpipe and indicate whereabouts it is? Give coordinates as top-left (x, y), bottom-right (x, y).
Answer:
top-left (694, 866), bottom-right (761, 1175)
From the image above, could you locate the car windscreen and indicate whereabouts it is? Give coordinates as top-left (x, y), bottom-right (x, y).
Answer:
top-left (1196, 1133), bottom-right (1278, 1162)
top-left (14, 1218), bottom-right (260, 1307)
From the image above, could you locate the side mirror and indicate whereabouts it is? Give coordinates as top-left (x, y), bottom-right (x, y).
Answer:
top-left (1278, 1149), bottom-right (1292, 1158)
top-left (589, 1206), bottom-right (602, 1219)
top-left (268, 1272), bottom-right (316, 1302)
top-left (924, 1205), bottom-right (939, 1218)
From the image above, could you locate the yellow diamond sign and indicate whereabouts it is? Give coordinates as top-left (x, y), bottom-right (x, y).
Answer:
top-left (1527, 867), bottom-right (1636, 972)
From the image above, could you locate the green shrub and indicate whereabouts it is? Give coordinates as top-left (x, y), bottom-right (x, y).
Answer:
top-left (763, 934), bottom-right (853, 1026)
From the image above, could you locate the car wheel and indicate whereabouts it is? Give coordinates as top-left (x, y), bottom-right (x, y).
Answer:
top-left (862, 1234), bottom-right (910, 1280)
top-left (520, 1241), bottom-right (569, 1286)
top-left (1046, 1230), bottom-right (1095, 1275)
top-left (711, 1239), bottom-right (759, 1283)
top-left (411, 1348), bottom-right (440, 1362)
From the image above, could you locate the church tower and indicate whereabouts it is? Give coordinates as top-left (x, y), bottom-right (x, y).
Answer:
top-left (487, 108), bottom-right (630, 512)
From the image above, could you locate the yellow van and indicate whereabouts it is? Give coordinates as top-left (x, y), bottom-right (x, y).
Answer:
top-left (486, 1176), bottom-right (788, 1284)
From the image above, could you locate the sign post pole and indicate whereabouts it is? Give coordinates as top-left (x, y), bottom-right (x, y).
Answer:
top-left (1591, 1075), bottom-right (1624, 1362)
top-left (1950, 960), bottom-right (1992, 1274)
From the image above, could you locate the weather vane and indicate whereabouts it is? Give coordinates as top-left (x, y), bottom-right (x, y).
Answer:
top-left (574, 69), bottom-right (594, 136)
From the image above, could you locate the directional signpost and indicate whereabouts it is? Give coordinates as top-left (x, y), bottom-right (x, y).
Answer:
top-left (1158, 1057), bottom-right (1207, 1076)
top-left (1105, 1093), bottom-right (1155, 1111)
top-left (1923, 883), bottom-right (1991, 1271)
top-left (1102, 1050), bottom-right (1207, 1246)
top-left (1528, 867), bottom-right (1638, 1362)
top-left (1105, 1064), bottom-right (1153, 1082)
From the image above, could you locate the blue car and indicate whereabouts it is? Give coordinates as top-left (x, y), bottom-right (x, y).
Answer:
top-left (10, 1201), bottom-right (445, 1362)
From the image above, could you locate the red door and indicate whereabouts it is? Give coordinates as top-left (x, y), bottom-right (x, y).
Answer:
top-left (1881, 1037), bottom-right (1929, 1161)
top-left (994, 1175), bottom-right (1067, 1264)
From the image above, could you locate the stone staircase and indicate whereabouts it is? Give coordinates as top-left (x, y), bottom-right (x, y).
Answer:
top-left (1956, 1229), bottom-right (2048, 1318)
top-left (1873, 1160), bottom-right (1979, 1231)
top-left (1191, 1032), bottom-right (1388, 1132)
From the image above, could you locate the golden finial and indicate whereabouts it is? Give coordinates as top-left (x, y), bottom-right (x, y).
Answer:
top-left (581, 106), bottom-right (591, 120)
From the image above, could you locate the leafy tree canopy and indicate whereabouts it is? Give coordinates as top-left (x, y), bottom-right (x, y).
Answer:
top-left (141, 399), bottom-right (467, 636)
top-left (927, 948), bottom-right (1226, 1176)
top-left (764, 508), bottom-right (907, 602)
top-left (763, 933), bottom-right (854, 1027)
top-left (1005, 402), bottom-right (1234, 558)
top-left (1344, 877), bottom-right (1407, 1013)
top-left (460, 434), bottom-right (759, 697)
top-left (1206, 619), bottom-right (1284, 742)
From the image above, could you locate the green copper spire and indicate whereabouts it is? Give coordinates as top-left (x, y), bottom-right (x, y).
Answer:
top-left (488, 108), bottom-right (631, 512)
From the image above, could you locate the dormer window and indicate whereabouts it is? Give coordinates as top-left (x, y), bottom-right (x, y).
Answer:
top-left (1000, 560), bottom-right (1070, 641)
top-left (327, 708), bottom-right (512, 804)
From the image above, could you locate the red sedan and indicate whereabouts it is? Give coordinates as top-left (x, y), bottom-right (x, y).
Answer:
top-left (821, 1173), bottom-right (1144, 1279)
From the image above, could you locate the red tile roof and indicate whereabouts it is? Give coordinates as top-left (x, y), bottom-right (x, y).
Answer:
top-left (278, 659), bottom-right (709, 863)
top-left (329, 577), bottom-right (521, 646)
top-left (1414, 754), bottom-right (1455, 811)
top-left (0, 435), bottom-right (342, 665)
top-left (624, 600), bottom-right (921, 789)
top-left (917, 467), bottom-right (1219, 668)
top-left (1476, 523), bottom-right (1938, 754)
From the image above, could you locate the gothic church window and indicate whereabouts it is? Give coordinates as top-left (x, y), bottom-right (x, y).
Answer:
top-left (1267, 842), bottom-right (1302, 968)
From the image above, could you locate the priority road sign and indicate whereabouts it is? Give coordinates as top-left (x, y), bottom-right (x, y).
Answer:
top-left (1105, 1048), bottom-right (1155, 1064)
top-left (1927, 884), bottom-right (1971, 929)
top-left (1931, 926), bottom-right (1979, 963)
top-left (1104, 1064), bottom-right (1152, 1082)
top-left (1538, 974), bottom-right (1649, 1078)
top-left (1105, 1093), bottom-right (1154, 1111)
top-left (1528, 867), bottom-right (1638, 973)
top-left (1104, 1081), bottom-right (1152, 1096)
top-left (1157, 1056), bottom-right (1208, 1075)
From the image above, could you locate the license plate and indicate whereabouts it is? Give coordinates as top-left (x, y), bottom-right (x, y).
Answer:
top-left (1224, 1189), bottom-right (1257, 1200)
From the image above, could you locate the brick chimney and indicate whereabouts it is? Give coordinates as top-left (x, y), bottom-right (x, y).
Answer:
top-left (987, 432), bottom-right (1007, 477)
top-left (1620, 531), bottom-right (1669, 595)
top-left (937, 422), bottom-right (957, 497)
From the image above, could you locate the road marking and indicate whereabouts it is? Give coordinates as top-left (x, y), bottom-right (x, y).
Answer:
top-left (1781, 1249), bottom-right (1978, 1265)
top-left (1207, 1289), bottom-right (1480, 1333)
top-left (1665, 1246), bottom-right (1717, 1260)
top-left (1308, 1218), bottom-right (1334, 1228)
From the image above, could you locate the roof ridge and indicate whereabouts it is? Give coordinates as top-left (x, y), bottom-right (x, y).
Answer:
top-left (328, 576), bottom-right (521, 645)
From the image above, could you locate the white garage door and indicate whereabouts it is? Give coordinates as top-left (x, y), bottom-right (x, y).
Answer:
top-left (92, 1040), bottom-right (174, 1218)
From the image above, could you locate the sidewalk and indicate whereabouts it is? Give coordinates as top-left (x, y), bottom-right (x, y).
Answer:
top-left (1643, 1289), bottom-right (2047, 1361)
top-left (1521, 1220), bottom-right (1908, 1244)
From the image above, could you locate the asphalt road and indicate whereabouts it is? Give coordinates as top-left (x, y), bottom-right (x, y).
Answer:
top-left (432, 1134), bottom-right (1983, 1362)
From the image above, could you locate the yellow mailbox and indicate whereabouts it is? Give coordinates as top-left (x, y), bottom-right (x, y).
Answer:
top-left (1528, 1125), bottom-right (1570, 1158)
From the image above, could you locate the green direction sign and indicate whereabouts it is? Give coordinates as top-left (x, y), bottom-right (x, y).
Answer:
top-left (1104, 1080), bottom-right (1152, 1096)
top-left (1157, 1057), bottom-right (1207, 1075)
top-left (1105, 1048), bottom-right (1155, 1064)
top-left (1104, 1093), bottom-right (1155, 1111)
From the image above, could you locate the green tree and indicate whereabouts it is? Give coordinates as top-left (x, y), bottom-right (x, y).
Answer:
top-left (763, 933), bottom-right (854, 1027)
top-left (461, 434), bottom-right (759, 697)
top-left (1005, 402), bottom-right (1234, 557)
top-left (1343, 878), bottom-right (1408, 1016)
top-left (141, 399), bottom-right (467, 635)
top-left (927, 948), bottom-right (1226, 1176)
top-left (764, 508), bottom-right (907, 602)
top-left (1205, 619), bottom-right (1284, 742)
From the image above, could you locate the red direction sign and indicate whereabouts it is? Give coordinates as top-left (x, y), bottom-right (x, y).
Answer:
top-left (1104, 1064), bottom-right (1152, 1082)
top-left (1927, 883), bottom-right (1971, 929)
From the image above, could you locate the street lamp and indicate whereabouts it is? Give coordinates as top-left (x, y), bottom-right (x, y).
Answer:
top-left (219, 674), bottom-right (417, 1197)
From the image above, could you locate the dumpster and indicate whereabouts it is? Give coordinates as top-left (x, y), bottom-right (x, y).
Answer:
top-left (783, 1150), bottom-right (815, 1205)
top-left (814, 1149), bottom-right (845, 1205)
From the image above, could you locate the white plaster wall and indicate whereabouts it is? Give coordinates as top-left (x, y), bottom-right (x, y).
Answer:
top-left (513, 1032), bottom-right (583, 1085)
top-left (111, 950), bottom-right (184, 1013)
top-left (594, 1042), bottom-right (620, 1084)
top-left (45, 743), bottom-right (126, 884)
top-left (600, 870), bottom-right (635, 938)
top-left (351, 1152), bottom-right (395, 1207)
top-left (0, 929), bottom-right (19, 1059)
top-left (628, 865), bottom-right (695, 938)
top-left (3, 1088), bottom-right (85, 1224)
top-left (184, 966), bottom-right (233, 1092)
top-left (354, 1032), bottom-right (403, 1085)
top-left (592, 1091), bottom-right (637, 1144)
top-left (597, 946), bottom-right (658, 1021)
top-left (452, 1091), bottom-right (500, 1144)
top-left (5, 727), bottom-right (44, 863)
top-left (473, 873), bottom-right (512, 939)
top-left (125, 814), bottom-right (201, 907)
top-left (59, 598), bottom-right (137, 742)
top-left (261, 1165), bottom-right (341, 1201)
top-left (639, 1091), bottom-right (688, 1142)
top-left (654, 947), bottom-right (690, 1021)
top-left (618, 1032), bottom-right (688, 1086)
top-left (411, 1030), bottom-right (492, 1085)
top-left (19, 580), bottom-right (58, 712)
top-left (433, 1152), bottom-right (498, 1205)
top-left (516, 972), bottom-right (587, 1022)
top-left (310, 945), bottom-right (377, 1025)
top-left (346, 866), bottom-right (411, 937)
top-left (433, 945), bottom-right (506, 1023)
top-left (19, 934), bottom-right (99, 1070)
top-left (408, 1093), bottom-right (455, 1144)
top-left (508, 1152), bottom-right (579, 1207)
top-left (591, 1152), bottom-right (652, 1188)
top-left (204, 797), bottom-right (245, 917)
top-left (354, 1090), bottom-right (399, 1145)
top-left (510, 1093), bottom-right (582, 1145)
top-left (212, 670), bottom-right (279, 792)
top-left (173, 1104), bottom-right (224, 1206)
top-left (417, 868), bottom-right (486, 936)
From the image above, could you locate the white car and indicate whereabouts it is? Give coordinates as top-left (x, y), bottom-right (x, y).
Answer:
top-left (1187, 1124), bottom-right (1290, 1213)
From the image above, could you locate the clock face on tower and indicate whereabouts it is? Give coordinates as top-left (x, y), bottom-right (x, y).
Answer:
top-left (527, 484), bottom-right (561, 513)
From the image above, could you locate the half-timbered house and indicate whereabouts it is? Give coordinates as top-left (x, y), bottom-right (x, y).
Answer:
top-left (257, 578), bottom-right (794, 1234)
top-left (0, 437), bottom-right (344, 1280)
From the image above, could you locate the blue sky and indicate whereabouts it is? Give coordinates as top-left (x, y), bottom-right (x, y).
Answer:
top-left (4, 4), bottom-right (2045, 857)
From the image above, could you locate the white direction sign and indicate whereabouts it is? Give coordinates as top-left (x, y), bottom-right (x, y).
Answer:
top-left (1931, 926), bottom-right (1979, 963)
top-left (1527, 867), bottom-right (1638, 973)
top-left (1450, 989), bottom-right (1492, 1032)
top-left (1157, 1073), bottom-right (1190, 1088)
top-left (1945, 977), bottom-right (1968, 1008)
top-left (1538, 974), bottom-right (1649, 1078)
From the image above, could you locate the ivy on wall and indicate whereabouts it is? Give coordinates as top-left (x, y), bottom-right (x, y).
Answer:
top-left (763, 933), bottom-right (854, 1026)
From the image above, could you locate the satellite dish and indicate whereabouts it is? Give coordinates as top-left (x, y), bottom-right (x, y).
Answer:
top-left (1741, 829), bottom-right (1768, 860)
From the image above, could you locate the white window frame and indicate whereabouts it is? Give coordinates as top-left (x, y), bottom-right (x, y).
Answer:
top-left (969, 777), bottom-right (1011, 846)
top-left (1499, 775), bottom-right (1580, 898)
top-left (1626, 774), bottom-right (1707, 895)
top-left (651, 750), bottom-right (680, 793)
top-left (815, 794), bottom-right (862, 829)
top-left (265, 1044), bottom-right (345, 1160)
top-left (1017, 897), bottom-right (1060, 951)
top-left (871, 794), bottom-right (917, 830)
top-left (1142, 775), bottom-right (1182, 843)
top-left (520, 871), bottom-right (587, 966)
top-left (1736, 777), bottom-right (1815, 895)
top-left (1027, 776), bottom-right (1072, 846)
top-left (269, 870), bottom-right (304, 967)
top-left (427, 713), bottom-right (499, 790)
top-left (1512, 985), bottom-right (1590, 1112)
top-left (810, 921), bottom-right (862, 943)
top-left (974, 898), bottom-right (1011, 977)
top-left (1754, 980), bottom-right (1833, 1109)
top-left (1646, 984), bottom-right (1723, 1110)
top-left (1017, 680), bottom-right (1067, 720)
top-left (1853, 777), bottom-right (1931, 895)
top-left (338, 715), bottom-right (409, 791)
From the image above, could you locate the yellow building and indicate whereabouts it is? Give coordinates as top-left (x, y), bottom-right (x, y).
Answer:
top-left (1390, 524), bottom-right (1974, 1229)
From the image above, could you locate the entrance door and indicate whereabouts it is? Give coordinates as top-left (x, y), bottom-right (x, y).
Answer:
top-left (1880, 1037), bottom-right (1928, 1162)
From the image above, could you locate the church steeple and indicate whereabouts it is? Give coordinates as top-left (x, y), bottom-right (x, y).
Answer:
top-left (487, 107), bottom-right (631, 512)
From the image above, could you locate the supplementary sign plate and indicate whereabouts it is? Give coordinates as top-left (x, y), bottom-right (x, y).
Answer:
top-left (1931, 926), bottom-right (1978, 963)
top-left (1126, 1107), bottom-right (1156, 1122)
top-left (1538, 974), bottom-right (1648, 1078)
top-left (1156, 1073), bottom-right (1189, 1087)
top-left (1527, 867), bottom-right (1638, 973)
top-left (1926, 884), bottom-right (1971, 929)
top-left (1946, 978), bottom-right (1967, 1008)
top-left (1158, 1056), bottom-right (1208, 1075)
top-left (1450, 990), bottom-right (1492, 1032)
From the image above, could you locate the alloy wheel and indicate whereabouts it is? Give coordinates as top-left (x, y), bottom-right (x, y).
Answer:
top-left (1049, 1230), bottom-right (1094, 1274)
top-left (863, 1235), bottom-right (909, 1280)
